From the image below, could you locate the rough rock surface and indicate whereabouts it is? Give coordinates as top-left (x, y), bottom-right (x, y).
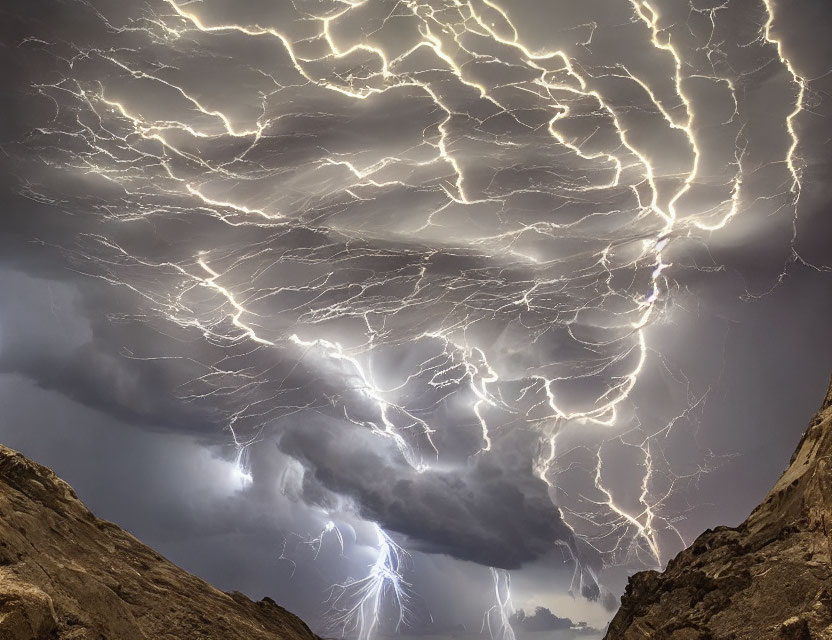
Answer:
top-left (0, 444), bottom-right (320, 640)
top-left (605, 379), bottom-right (832, 640)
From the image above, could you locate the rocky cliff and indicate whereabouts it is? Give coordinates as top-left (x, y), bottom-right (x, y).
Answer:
top-left (0, 444), bottom-right (320, 640)
top-left (605, 379), bottom-right (832, 640)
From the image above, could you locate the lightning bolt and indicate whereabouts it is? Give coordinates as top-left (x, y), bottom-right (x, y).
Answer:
top-left (327, 525), bottom-right (422, 640)
top-left (482, 568), bottom-right (516, 640)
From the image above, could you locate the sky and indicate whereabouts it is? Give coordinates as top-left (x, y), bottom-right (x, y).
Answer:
top-left (1, 0), bottom-right (831, 637)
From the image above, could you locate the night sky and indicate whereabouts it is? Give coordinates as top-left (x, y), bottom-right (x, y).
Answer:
top-left (1, 1), bottom-right (831, 638)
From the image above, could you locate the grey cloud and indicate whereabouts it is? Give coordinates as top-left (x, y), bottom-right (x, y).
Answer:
top-left (278, 417), bottom-right (599, 573)
top-left (0, 269), bottom-right (221, 434)
top-left (511, 607), bottom-right (599, 635)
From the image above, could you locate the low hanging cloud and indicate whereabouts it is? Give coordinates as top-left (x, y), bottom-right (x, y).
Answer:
top-left (278, 416), bottom-right (601, 575)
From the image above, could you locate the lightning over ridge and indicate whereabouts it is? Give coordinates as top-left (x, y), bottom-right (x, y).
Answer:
top-left (3, 0), bottom-right (825, 636)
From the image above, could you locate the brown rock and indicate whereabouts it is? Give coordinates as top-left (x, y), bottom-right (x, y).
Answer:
top-left (0, 573), bottom-right (58, 639)
top-left (605, 376), bottom-right (832, 640)
top-left (779, 617), bottom-right (811, 640)
top-left (0, 443), bottom-right (320, 640)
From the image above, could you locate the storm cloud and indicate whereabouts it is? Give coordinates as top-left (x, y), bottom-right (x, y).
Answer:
top-left (1, 0), bottom-right (832, 636)
top-left (279, 418), bottom-right (596, 571)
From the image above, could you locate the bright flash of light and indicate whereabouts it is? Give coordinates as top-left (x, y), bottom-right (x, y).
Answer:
top-left (305, 520), bottom-right (346, 560)
top-left (327, 525), bottom-right (422, 640)
top-left (482, 568), bottom-right (516, 640)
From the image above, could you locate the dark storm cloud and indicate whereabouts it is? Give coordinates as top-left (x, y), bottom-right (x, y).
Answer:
top-left (0, 268), bottom-right (224, 433)
top-left (2, 339), bottom-right (190, 426)
top-left (278, 417), bottom-right (598, 571)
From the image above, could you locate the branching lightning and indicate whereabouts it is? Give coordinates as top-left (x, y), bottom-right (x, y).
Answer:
top-left (7, 0), bottom-right (817, 635)
top-left (327, 525), bottom-right (421, 640)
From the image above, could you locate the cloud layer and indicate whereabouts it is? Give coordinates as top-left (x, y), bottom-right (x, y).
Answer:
top-left (2, 0), bottom-right (832, 635)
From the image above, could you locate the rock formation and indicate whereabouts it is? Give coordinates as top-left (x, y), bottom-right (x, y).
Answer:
top-left (605, 379), bottom-right (832, 639)
top-left (4, 378), bottom-right (832, 640)
top-left (0, 444), bottom-right (320, 640)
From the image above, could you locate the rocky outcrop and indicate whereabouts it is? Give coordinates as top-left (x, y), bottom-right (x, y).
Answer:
top-left (605, 378), bottom-right (832, 640)
top-left (0, 444), bottom-right (319, 640)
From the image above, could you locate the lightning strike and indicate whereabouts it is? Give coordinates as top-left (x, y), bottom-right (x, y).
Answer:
top-left (6, 0), bottom-right (817, 634)
top-left (328, 525), bottom-right (421, 640)
top-left (482, 568), bottom-right (516, 640)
